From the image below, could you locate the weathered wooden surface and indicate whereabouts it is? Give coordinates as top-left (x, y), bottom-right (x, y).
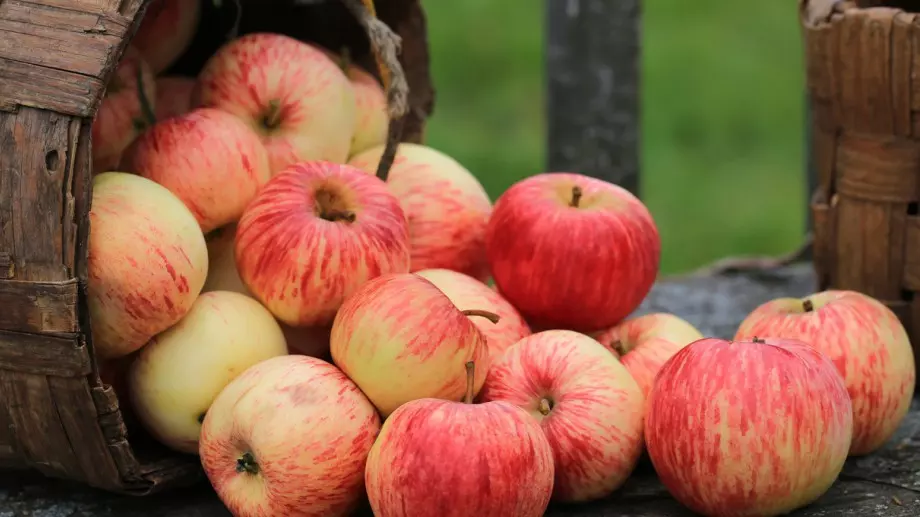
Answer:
top-left (1, 264), bottom-right (918, 515)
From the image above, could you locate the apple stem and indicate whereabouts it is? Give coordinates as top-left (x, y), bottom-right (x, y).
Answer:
top-left (463, 361), bottom-right (475, 404)
top-left (570, 185), bottom-right (583, 207)
top-left (134, 65), bottom-right (156, 129)
top-left (538, 398), bottom-right (553, 416)
top-left (609, 340), bottom-right (627, 356)
top-left (803, 299), bottom-right (814, 312)
top-left (337, 46), bottom-right (353, 76)
top-left (263, 100), bottom-right (283, 130)
top-left (751, 336), bottom-right (766, 344)
top-left (235, 452), bottom-right (260, 476)
top-left (461, 309), bottom-right (501, 325)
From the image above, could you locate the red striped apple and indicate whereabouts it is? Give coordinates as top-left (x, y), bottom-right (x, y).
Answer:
top-left (131, 0), bottom-right (202, 74)
top-left (154, 76), bottom-right (196, 120)
top-left (330, 273), bottom-right (492, 417)
top-left (485, 172), bottom-right (660, 332)
top-left (235, 161), bottom-right (410, 328)
top-left (365, 361), bottom-right (555, 517)
top-left (128, 291), bottom-right (288, 454)
top-left (415, 268), bottom-right (530, 361)
top-left (479, 330), bottom-right (645, 502)
top-left (121, 108), bottom-right (272, 233)
top-left (87, 172), bottom-right (208, 359)
top-left (645, 337), bottom-right (853, 517)
top-left (592, 312), bottom-right (704, 396)
top-left (348, 143), bottom-right (493, 281)
top-left (319, 47), bottom-right (388, 157)
top-left (734, 290), bottom-right (916, 456)
top-left (195, 33), bottom-right (356, 173)
top-left (200, 355), bottom-right (381, 517)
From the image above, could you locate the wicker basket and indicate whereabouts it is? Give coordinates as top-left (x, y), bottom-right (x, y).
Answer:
top-left (804, 0), bottom-right (920, 368)
top-left (0, 0), bottom-right (433, 495)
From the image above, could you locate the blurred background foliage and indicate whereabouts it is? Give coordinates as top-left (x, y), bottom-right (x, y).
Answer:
top-left (420, 0), bottom-right (807, 275)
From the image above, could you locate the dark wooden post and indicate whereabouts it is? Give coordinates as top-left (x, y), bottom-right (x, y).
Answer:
top-left (546, 0), bottom-right (641, 195)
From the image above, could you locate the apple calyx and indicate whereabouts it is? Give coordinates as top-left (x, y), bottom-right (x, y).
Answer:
top-left (461, 309), bottom-right (502, 324)
top-left (335, 46), bottom-right (353, 77)
top-left (235, 451), bottom-right (260, 476)
top-left (570, 185), bottom-right (583, 208)
top-left (197, 412), bottom-right (207, 425)
top-left (537, 397), bottom-right (553, 416)
top-left (262, 99), bottom-right (284, 130)
top-left (463, 361), bottom-right (476, 404)
top-left (609, 339), bottom-right (627, 356)
top-left (802, 299), bottom-right (815, 312)
top-left (315, 188), bottom-right (357, 223)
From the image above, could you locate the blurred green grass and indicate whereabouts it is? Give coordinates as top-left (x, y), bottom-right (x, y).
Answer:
top-left (421, 0), bottom-right (806, 275)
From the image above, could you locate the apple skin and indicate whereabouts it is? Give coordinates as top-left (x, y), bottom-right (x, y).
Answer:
top-left (645, 337), bottom-right (854, 517)
top-left (734, 290), bottom-right (916, 456)
top-left (347, 65), bottom-right (388, 157)
top-left (195, 33), bottom-right (357, 173)
top-left (478, 330), bottom-right (645, 502)
top-left (154, 76), bottom-right (196, 121)
top-left (592, 312), bottom-right (704, 397)
top-left (200, 355), bottom-right (381, 517)
top-left (329, 273), bottom-right (490, 417)
top-left (365, 397), bottom-right (555, 517)
top-left (131, 0), bottom-right (202, 74)
top-left (92, 46), bottom-right (156, 173)
top-left (415, 268), bottom-right (531, 361)
top-left (87, 172), bottom-right (208, 360)
top-left (235, 161), bottom-right (410, 327)
top-left (348, 143), bottom-right (493, 281)
top-left (121, 108), bottom-right (272, 233)
top-left (485, 172), bottom-right (660, 332)
top-left (128, 291), bottom-right (288, 454)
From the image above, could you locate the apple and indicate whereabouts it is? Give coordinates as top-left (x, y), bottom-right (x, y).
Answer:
top-left (365, 361), bottom-right (555, 517)
top-left (592, 312), bottom-right (704, 397)
top-left (734, 290), bottom-right (916, 456)
top-left (128, 291), bottom-right (288, 454)
top-left (121, 108), bottom-right (272, 233)
top-left (92, 46), bottom-right (156, 173)
top-left (415, 268), bottom-right (531, 360)
top-left (154, 76), bottom-right (196, 120)
top-left (329, 273), bottom-right (492, 417)
top-left (281, 324), bottom-right (332, 360)
top-left (485, 172), bottom-right (660, 332)
top-left (131, 0), bottom-right (202, 74)
top-left (478, 330), bottom-right (645, 502)
top-left (348, 143), bottom-right (493, 281)
top-left (195, 33), bottom-right (357, 173)
top-left (200, 355), bottom-right (381, 516)
top-left (87, 172), bottom-right (208, 359)
top-left (319, 47), bottom-right (388, 157)
top-left (235, 161), bottom-right (410, 327)
top-left (201, 223), bottom-right (251, 296)
top-left (645, 336), bottom-right (853, 517)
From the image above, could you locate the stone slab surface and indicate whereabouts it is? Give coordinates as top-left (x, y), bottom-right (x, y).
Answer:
top-left (2, 263), bottom-right (919, 516)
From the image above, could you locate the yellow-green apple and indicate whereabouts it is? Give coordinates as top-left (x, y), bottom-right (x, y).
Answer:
top-left (130, 0), bottom-right (202, 74)
top-left (235, 161), bottom-right (410, 327)
top-left (734, 290), bottom-right (916, 456)
top-left (415, 268), bottom-right (530, 360)
top-left (92, 46), bottom-right (156, 173)
top-left (478, 330), bottom-right (645, 502)
top-left (329, 273), bottom-right (492, 417)
top-left (592, 312), bottom-right (704, 397)
top-left (202, 223), bottom-right (251, 296)
top-left (128, 291), bottom-right (288, 454)
top-left (348, 143), bottom-right (493, 281)
top-left (365, 361), bottom-right (554, 517)
top-left (87, 172), bottom-right (208, 359)
top-left (195, 33), bottom-right (356, 173)
top-left (200, 355), bottom-right (380, 516)
top-left (281, 324), bottom-right (333, 360)
top-left (319, 47), bottom-right (388, 157)
top-left (645, 336), bottom-right (853, 517)
top-left (154, 76), bottom-right (196, 120)
top-left (121, 108), bottom-right (271, 233)
top-left (485, 172), bottom-right (660, 332)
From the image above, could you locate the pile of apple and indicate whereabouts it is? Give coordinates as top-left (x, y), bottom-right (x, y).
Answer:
top-left (87, 1), bottom-right (917, 516)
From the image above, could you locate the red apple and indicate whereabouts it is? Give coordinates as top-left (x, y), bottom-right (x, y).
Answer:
top-left (235, 161), bottom-right (410, 327)
top-left (479, 330), bottom-right (645, 502)
top-left (734, 290), bottom-right (916, 456)
top-left (154, 76), bottom-right (196, 120)
top-left (348, 143), bottom-right (493, 281)
top-left (121, 108), bottom-right (272, 233)
top-left (131, 0), bottom-right (202, 74)
top-left (200, 355), bottom-right (381, 516)
top-left (195, 33), bottom-right (357, 173)
top-left (485, 172), bottom-right (660, 332)
top-left (645, 337), bottom-right (853, 517)
top-left (365, 361), bottom-right (555, 517)
top-left (592, 312), bottom-right (704, 397)
top-left (415, 268), bottom-right (530, 361)
top-left (92, 46), bottom-right (156, 173)
top-left (329, 273), bottom-right (492, 417)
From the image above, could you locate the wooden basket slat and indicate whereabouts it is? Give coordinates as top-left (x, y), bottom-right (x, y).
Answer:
top-left (0, 331), bottom-right (90, 377)
top-left (0, 280), bottom-right (78, 334)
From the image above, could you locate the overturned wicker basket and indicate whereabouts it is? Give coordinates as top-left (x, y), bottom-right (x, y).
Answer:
top-left (0, 0), bottom-right (433, 494)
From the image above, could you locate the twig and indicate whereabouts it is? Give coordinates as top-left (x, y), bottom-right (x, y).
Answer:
top-left (673, 234), bottom-right (814, 279)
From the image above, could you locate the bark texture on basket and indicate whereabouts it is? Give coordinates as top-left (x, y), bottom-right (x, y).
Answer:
top-left (0, 0), bottom-right (433, 495)
top-left (802, 0), bottom-right (920, 374)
